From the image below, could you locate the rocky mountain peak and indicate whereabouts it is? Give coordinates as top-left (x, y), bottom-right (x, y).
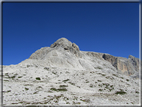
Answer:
top-left (50, 37), bottom-right (79, 51)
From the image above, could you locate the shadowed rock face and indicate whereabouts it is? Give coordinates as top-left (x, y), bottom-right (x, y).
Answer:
top-left (102, 54), bottom-right (140, 76)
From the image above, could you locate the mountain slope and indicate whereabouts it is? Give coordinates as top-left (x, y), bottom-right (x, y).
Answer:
top-left (3, 38), bottom-right (141, 106)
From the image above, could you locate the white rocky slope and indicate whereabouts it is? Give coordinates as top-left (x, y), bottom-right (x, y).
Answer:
top-left (2, 38), bottom-right (141, 106)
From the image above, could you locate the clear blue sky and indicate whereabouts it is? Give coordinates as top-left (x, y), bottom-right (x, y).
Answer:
top-left (3, 2), bottom-right (139, 65)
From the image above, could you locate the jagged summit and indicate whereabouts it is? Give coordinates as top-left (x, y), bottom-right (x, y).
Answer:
top-left (29, 38), bottom-right (81, 60)
top-left (50, 37), bottom-right (71, 48)
top-left (50, 37), bottom-right (80, 51)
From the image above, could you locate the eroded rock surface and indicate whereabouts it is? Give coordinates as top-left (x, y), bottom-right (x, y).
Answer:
top-left (102, 54), bottom-right (140, 77)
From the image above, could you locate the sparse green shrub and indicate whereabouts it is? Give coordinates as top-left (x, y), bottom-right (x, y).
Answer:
top-left (97, 80), bottom-right (102, 82)
top-left (85, 80), bottom-right (89, 83)
top-left (60, 85), bottom-right (68, 87)
top-left (50, 88), bottom-right (58, 91)
top-left (11, 103), bottom-right (18, 104)
top-left (44, 67), bottom-right (49, 71)
top-left (77, 86), bottom-right (80, 88)
top-left (98, 73), bottom-right (106, 76)
top-left (101, 74), bottom-right (106, 76)
top-left (52, 71), bottom-right (57, 75)
top-left (57, 88), bottom-right (67, 91)
top-left (7, 90), bottom-right (11, 92)
top-left (98, 89), bottom-right (103, 91)
top-left (11, 75), bottom-right (16, 79)
top-left (63, 79), bottom-right (69, 82)
top-left (36, 77), bottom-right (41, 80)
top-left (18, 76), bottom-right (22, 78)
top-left (90, 84), bottom-right (93, 88)
top-left (113, 74), bottom-right (118, 77)
top-left (69, 82), bottom-right (75, 85)
top-left (98, 84), bottom-right (102, 87)
top-left (135, 91), bottom-right (139, 93)
top-left (96, 66), bottom-right (102, 69)
top-left (50, 88), bottom-right (67, 92)
top-left (106, 76), bottom-right (114, 80)
top-left (24, 84), bottom-right (33, 86)
top-left (5, 73), bottom-right (8, 76)
top-left (102, 83), bottom-right (114, 91)
top-left (126, 79), bottom-right (129, 81)
top-left (27, 65), bottom-right (30, 67)
top-left (115, 89), bottom-right (126, 95)
top-left (25, 87), bottom-right (29, 90)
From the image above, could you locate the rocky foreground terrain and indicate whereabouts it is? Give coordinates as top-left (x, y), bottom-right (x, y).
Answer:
top-left (2, 38), bottom-right (141, 106)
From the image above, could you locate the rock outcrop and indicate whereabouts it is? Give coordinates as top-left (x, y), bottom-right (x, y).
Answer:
top-left (128, 55), bottom-right (140, 72)
top-left (102, 54), bottom-right (140, 76)
top-left (50, 38), bottom-right (81, 57)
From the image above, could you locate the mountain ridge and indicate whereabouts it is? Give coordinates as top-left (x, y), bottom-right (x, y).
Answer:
top-left (29, 37), bottom-right (140, 78)
top-left (2, 37), bottom-right (141, 106)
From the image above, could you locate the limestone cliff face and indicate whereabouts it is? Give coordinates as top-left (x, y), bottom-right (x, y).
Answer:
top-left (102, 54), bottom-right (140, 76)
top-left (128, 55), bottom-right (140, 72)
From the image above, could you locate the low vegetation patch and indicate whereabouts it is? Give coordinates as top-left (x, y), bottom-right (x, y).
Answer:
top-left (96, 66), bottom-right (102, 69)
top-left (97, 80), bottom-right (102, 82)
top-left (3, 90), bottom-right (11, 93)
top-left (102, 83), bottom-right (114, 91)
top-left (50, 88), bottom-right (67, 92)
top-left (36, 77), bottom-right (41, 80)
top-left (52, 71), bottom-right (57, 75)
top-left (113, 74), bottom-right (118, 77)
top-left (25, 87), bottom-right (29, 90)
top-left (98, 84), bottom-right (102, 87)
top-left (106, 76), bottom-right (114, 80)
top-left (5, 73), bottom-right (18, 79)
top-left (135, 91), bottom-right (139, 94)
top-left (44, 67), bottom-right (49, 71)
top-left (27, 65), bottom-right (30, 67)
top-left (18, 76), bottom-right (22, 78)
top-left (59, 85), bottom-right (68, 87)
top-left (63, 79), bottom-right (70, 82)
top-left (98, 89), bottom-right (103, 91)
top-left (90, 84), bottom-right (93, 88)
top-left (85, 80), bottom-right (89, 83)
top-left (115, 89), bottom-right (126, 95)
top-left (68, 82), bottom-right (75, 85)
